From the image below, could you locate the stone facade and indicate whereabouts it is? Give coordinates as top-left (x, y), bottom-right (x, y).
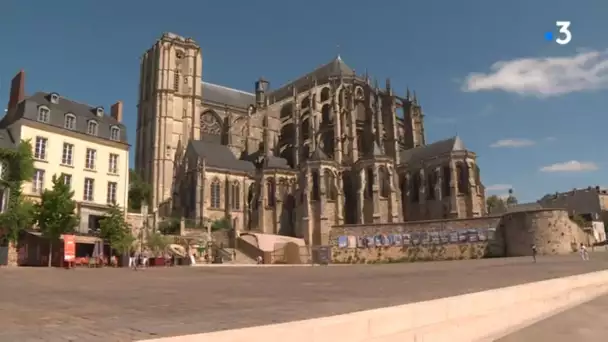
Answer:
top-left (329, 209), bottom-right (593, 263)
top-left (135, 32), bottom-right (486, 247)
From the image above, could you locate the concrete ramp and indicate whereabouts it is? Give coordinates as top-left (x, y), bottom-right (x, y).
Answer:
top-left (138, 270), bottom-right (608, 342)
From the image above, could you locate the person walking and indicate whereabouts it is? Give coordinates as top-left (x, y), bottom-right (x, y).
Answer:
top-left (580, 243), bottom-right (589, 261)
top-left (531, 244), bottom-right (537, 263)
top-left (128, 249), bottom-right (135, 269)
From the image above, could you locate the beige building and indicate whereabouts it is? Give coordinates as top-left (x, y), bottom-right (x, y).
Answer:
top-left (135, 33), bottom-right (486, 246)
top-left (2, 71), bottom-right (130, 234)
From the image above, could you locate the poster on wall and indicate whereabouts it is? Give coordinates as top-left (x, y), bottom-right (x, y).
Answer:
top-left (420, 232), bottom-right (430, 245)
top-left (411, 232), bottom-right (421, 245)
top-left (448, 230), bottom-right (459, 243)
top-left (429, 232), bottom-right (440, 245)
top-left (374, 235), bottom-right (383, 246)
top-left (366, 236), bottom-right (375, 248)
top-left (382, 235), bottom-right (391, 247)
top-left (393, 234), bottom-right (402, 246)
top-left (358, 236), bottom-right (368, 248)
top-left (477, 229), bottom-right (488, 241)
top-left (467, 229), bottom-right (479, 242)
top-left (439, 231), bottom-right (450, 244)
top-left (457, 231), bottom-right (467, 243)
top-left (337, 236), bottom-right (348, 248)
top-left (402, 233), bottom-right (412, 246)
top-left (347, 236), bottom-right (358, 248)
top-left (63, 234), bottom-right (76, 262)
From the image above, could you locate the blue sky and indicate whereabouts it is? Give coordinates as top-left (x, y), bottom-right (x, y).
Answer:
top-left (1, 0), bottom-right (606, 202)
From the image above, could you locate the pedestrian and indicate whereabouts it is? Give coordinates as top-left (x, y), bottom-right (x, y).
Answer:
top-left (580, 243), bottom-right (589, 261)
top-left (531, 244), bottom-right (537, 263)
top-left (129, 249), bottom-right (136, 269)
top-left (232, 249), bottom-right (237, 261)
top-left (256, 255), bottom-right (263, 264)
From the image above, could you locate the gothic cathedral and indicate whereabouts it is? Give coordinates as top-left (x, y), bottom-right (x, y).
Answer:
top-left (135, 33), bottom-right (486, 246)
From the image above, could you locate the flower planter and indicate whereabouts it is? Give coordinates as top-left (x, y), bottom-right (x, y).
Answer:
top-left (150, 257), bottom-right (164, 267)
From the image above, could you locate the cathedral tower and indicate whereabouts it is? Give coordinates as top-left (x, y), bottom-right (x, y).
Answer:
top-left (135, 33), bottom-right (203, 212)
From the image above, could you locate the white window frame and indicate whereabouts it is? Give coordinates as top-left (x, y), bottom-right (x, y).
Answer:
top-left (33, 169), bottom-right (45, 193)
top-left (37, 106), bottom-right (50, 122)
top-left (34, 136), bottom-right (48, 160)
top-left (83, 178), bottom-right (94, 201)
top-left (107, 181), bottom-right (117, 204)
top-left (85, 148), bottom-right (96, 170)
top-left (61, 143), bottom-right (74, 166)
top-left (62, 173), bottom-right (72, 188)
top-left (108, 153), bottom-right (119, 174)
top-left (87, 120), bottom-right (98, 135)
top-left (110, 126), bottom-right (120, 141)
top-left (64, 113), bottom-right (76, 130)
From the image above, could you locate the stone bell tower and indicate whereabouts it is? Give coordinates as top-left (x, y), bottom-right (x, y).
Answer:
top-left (135, 33), bottom-right (203, 212)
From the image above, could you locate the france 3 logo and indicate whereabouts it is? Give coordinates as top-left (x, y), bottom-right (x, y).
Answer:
top-left (545, 21), bottom-right (572, 45)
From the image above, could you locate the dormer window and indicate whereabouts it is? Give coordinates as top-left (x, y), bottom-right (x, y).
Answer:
top-left (87, 120), bottom-right (98, 136)
top-left (64, 113), bottom-right (76, 130)
top-left (37, 106), bottom-right (50, 123)
top-left (95, 107), bottom-right (104, 117)
top-left (49, 93), bottom-right (60, 104)
top-left (110, 126), bottom-right (120, 141)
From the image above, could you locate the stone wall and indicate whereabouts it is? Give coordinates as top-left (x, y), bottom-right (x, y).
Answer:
top-left (501, 209), bottom-right (590, 256)
top-left (329, 209), bottom-right (594, 263)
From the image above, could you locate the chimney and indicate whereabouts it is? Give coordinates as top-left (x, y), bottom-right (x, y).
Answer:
top-left (110, 101), bottom-right (123, 122)
top-left (7, 70), bottom-right (25, 111)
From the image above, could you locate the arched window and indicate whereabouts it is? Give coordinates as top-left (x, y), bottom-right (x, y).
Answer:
top-left (87, 120), bottom-right (98, 136)
top-left (231, 181), bottom-right (240, 210)
top-left (457, 162), bottom-right (469, 194)
top-left (442, 166), bottom-right (451, 197)
top-left (248, 183), bottom-right (258, 209)
top-left (324, 170), bottom-right (337, 201)
top-left (411, 172), bottom-right (421, 202)
top-left (320, 87), bottom-right (330, 102)
top-left (379, 167), bottom-right (390, 198)
top-left (365, 167), bottom-right (374, 198)
top-left (321, 104), bottom-right (331, 125)
top-left (427, 170), bottom-right (437, 200)
top-left (311, 171), bottom-right (320, 201)
top-left (210, 178), bottom-right (221, 209)
top-left (200, 111), bottom-right (222, 136)
top-left (266, 179), bottom-right (276, 206)
top-left (110, 126), bottom-right (120, 141)
top-left (64, 113), bottom-right (76, 130)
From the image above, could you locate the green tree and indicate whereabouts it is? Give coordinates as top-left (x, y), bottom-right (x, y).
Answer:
top-left (486, 195), bottom-right (507, 214)
top-left (146, 231), bottom-right (171, 257)
top-left (128, 169), bottom-right (151, 212)
top-left (99, 204), bottom-right (132, 258)
top-left (571, 214), bottom-right (587, 228)
top-left (35, 175), bottom-right (79, 267)
top-left (0, 140), bottom-right (35, 264)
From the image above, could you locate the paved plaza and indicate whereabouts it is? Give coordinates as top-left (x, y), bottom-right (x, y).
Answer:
top-left (1, 254), bottom-right (607, 341)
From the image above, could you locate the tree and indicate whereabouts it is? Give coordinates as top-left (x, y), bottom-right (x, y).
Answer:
top-left (211, 217), bottom-right (232, 231)
top-left (99, 204), bottom-right (132, 257)
top-left (128, 169), bottom-right (151, 212)
top-left (571, 214), bottom-right (587, 228)
top-left (0, 140), bottom-right (35, 265)
top-left (146, 231), bottom-right (171, 257)
top-left (35, 175), bottom-right (79, 267)
top-left (486, 195), bottom-right (507, 214)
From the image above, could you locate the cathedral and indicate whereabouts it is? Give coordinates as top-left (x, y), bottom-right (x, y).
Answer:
top-left (135, 33), bottom-right (486, 246)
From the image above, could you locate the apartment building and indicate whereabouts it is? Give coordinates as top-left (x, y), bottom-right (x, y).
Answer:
top-left (2, 70), bottom-right (129, 234)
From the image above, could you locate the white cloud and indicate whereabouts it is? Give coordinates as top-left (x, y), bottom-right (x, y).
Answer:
top-left (462, 49), bottom-right (608, 97)
top-left (490, 139), bottom-right (536, 148)
top-left (486, 184), bottom-right (513, 192)
top-left (540, 161), bottom-right (599, 172)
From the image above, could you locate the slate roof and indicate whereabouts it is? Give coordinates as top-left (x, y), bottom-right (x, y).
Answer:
top-left (245, 150), bottom-right (292, 170)
top-left (0, 129), bottom-right (16, 150)
top-left (400, 136), bottom-right (466, 164)
top-left (187, 140), bottom-right (255, 173)
top-left (202, 82), bottom-right (254, 109)
top-left (15, 92), bottom-right (128, 143)
top-left (268, 56), bottom-right (356, 102)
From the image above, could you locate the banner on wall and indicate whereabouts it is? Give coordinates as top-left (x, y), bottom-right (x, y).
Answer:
top-left (429, 232), bottom-right (440, 245)
top-left (448, 230), bottom-right (459, 243)
top-left (477, 228), bottom-right (488, 241)
top-left (63, 235), bottom-right (76, 262)
top-left (393, 234), bottom-right (402, 246)
top-left (420, 232), bottom-right (430, 245)
top-left (347, 236), bottom-right (357, 248)
top-left (403, 233), bottom-right (412, 246)
top-left (366, 236), bottom-right (375, 248)
top-left (439, 231), bottom-right (449, 244)
top-left (411, 232), bottom-right (421, 245)
top-left (467, 229), bottom-right (479, 242)
top-left (337, 236), bottom-right (348, 248)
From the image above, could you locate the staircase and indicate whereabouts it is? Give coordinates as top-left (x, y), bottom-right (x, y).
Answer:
top-left (218, 247), bottom-right (257, 264)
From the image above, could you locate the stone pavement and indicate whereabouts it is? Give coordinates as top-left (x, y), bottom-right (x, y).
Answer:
top-left (497, 292), bottom-right (608, 341)
top-left (0, 254), bottom-right (606, 342)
